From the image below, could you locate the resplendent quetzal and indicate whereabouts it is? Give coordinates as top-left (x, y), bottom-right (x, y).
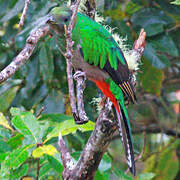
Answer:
top-left (47, 6), bottom-right (137, 175)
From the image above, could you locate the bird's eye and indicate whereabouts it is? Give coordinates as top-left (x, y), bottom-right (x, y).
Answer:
top-left (64, 18), bottom-right (68, 22)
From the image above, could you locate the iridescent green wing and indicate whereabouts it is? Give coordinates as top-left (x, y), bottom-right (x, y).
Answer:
top-left (75, 13), bottom-right (126, 70)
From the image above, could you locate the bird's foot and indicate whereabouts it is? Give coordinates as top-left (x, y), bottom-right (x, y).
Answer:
top-left (73, 70), bottom-right (86, 81)
top-left (73, 113), bottom-right (88, 124)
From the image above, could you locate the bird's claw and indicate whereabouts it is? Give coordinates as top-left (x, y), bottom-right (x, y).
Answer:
top-left (73, 113), bottom-right (88, 124)
top-left (73, 71), bottom-right (86, 80)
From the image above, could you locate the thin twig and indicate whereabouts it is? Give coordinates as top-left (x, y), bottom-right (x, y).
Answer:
top-left (64, 0), bottom-right (81, 122)
top-left (36, 106), bottom-right (45, 118)
top-left (19, 0), bottom-right (31, 27)
top-left (36, 158), bottom-right (40, 180)
top-left (0, 26), bottom-right (49, 84)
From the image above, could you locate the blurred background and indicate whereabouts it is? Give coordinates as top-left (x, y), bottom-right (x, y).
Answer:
top-left (0, 0), bottom-right (180, 179)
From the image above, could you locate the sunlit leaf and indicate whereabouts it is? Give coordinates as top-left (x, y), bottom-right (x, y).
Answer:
top-left (11, 110), bottom-right (41, 143)
top-left (10, 107), bottom-right (22, 116)
top-left (171, 0), bottom-right (180, 5)
top-left (0, 152), bottom-right (9, 162)
top-left (0, 112), bottom-right (13, 131)
top-left (144, 139), bottom-right (180, 180)
top-left (45, 119), bottom-right (95, 142)
top-left (32, 145), bottom-right (58, 158)
top-left (7, 133), bottom-right (24, 149)
top-left (5, 144), bottom-right (34, 169)
top-left (39, 163), bottom-right (52, 179)
top-left (137, 173), bottom-right (156, 180)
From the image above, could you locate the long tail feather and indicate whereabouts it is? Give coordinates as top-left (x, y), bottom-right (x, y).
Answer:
top-left (114, 104), bottom-right (136, 176)
top-left (93, 79), bottom-right (135, 175)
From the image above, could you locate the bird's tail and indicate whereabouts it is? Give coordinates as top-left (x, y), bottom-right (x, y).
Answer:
top-left (114, 103), bottom-right (136, 176)
top-left (92, 79), bottom-right (135, 175)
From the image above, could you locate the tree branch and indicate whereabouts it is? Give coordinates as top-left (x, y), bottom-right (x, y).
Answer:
top-left (64, 0), bottom-right (82, 123)
top-left (58, 133), bottom-right (75, 171)
top-left (19, 0), bottom-right (31, 27)
top-left (59, 99), bottom-right (117, 180)
top-left (0, 25), bottom-right (49, 84)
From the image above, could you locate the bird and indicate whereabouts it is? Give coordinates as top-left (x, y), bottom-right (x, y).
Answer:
top-left (46, 6), bottom-right (137, 176)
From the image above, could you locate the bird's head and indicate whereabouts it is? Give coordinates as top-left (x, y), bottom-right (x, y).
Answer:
top-left (46, 6), bottom-right (72, 34)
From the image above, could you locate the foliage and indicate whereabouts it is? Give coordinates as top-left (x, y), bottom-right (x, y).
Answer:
top-left (0, 0), bottom-right (180, 179)
top-left (0, 108), bottom-right (94, 179)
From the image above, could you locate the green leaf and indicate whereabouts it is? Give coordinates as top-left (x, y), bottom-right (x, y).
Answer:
top-left (126, 1), bottom-right (142, 16)
top-left (39, 163), bottom-right (52, 180)
top-left (144, 23), bottom-right (164, 37)
top-left (39, 113), bottom-right (72, 123)
top-left (0, 86), bottom-right (20, 113)
top-left (144, 43), bottom-right (167, 69)
top-left (39, 44), bottom-right (54, 83)
top-left (7, 133), bottom-right (24, 149)
top-left (11, 111), bottom-right (41, 143)
top-left (0, 0), bottom-right (24, 22)
top-left (0, 126), bottom-right (11, 139)
top-left (47, 154), bottom-right (63, 173)
top-left (9, 164), bottom-right (29, 179)
top-left (112, 166), bottom-right (133, 180)
top-left (0, 112), bottom-right (13, 131)
top-left (150, 35), bottom-right (179, 57)
top-left (45, 119), bottom-right (95, 142)
top-left (0, 152), bottom-right (9, 162)
top-left (98, 154), bottom-right (111, 173)
top-left (39, 89), bottom-right (65, 114)
top-left (5, 144), bottom-right (34, 169)
top-left (32, 145), bottom-right (58, 158)
top-left (10, 107), bottom-right (21, 116)
top-left (131, 8), bottom-right (174, 36)
top-left (0, 140), bottom-right (11, 153)
top-left (144, 139), bottom-right (180, 180)
top-left (95, 170), bottom-right (109, 180)
top-left (139, 58), bottom-right (164, 96)
top-left (171, 0), bottom-right (180, 5)
top-left (0, 53), bottom-right (7, 66)
top-left (0, 79), bottom-right (22, 95)
top-left (137, 173), bottom-right (156, 180)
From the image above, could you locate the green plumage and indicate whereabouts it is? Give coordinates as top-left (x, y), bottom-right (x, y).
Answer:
top-left (47, 6), bottom-right (136, 176)
top-left (73, 13), bottom-right (125, 70)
